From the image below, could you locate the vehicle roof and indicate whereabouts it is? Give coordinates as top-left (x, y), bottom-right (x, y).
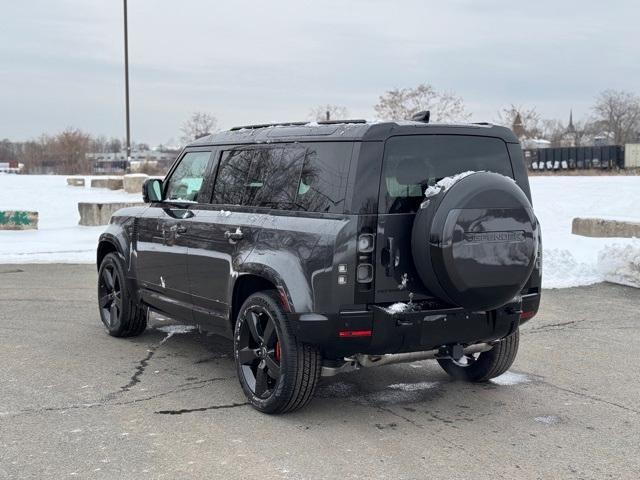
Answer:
top-left (187, 121), bottom-right (520, 147)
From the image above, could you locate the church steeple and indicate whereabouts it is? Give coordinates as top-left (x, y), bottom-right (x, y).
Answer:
top-left (567, 109), bottom-right (575, 133)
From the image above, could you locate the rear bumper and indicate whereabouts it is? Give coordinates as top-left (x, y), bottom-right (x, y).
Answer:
top-left (288, 293), bottom-right (540, 359)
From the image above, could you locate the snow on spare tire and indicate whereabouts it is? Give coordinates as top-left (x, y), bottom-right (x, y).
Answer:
top-left (411, 171), bottom-right (539, 311)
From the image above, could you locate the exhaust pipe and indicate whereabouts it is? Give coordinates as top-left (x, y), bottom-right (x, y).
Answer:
top-left (320, 343), bottom-right (494, 376)
top-left (354, 343), bottom-right (493, 368)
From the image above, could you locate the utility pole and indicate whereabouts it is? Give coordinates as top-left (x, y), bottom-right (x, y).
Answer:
top-left (123, 0), bottom-right (131, 164)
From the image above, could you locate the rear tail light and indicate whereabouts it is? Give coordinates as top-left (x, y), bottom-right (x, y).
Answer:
top-left (356, 263), bottom-right (373, 283)
top-left (357, 233), bottom-right (375, 253)
top-left (520, 311), bottom-right (536, 321)
top-left (356, 232), bottom-right (375, 288)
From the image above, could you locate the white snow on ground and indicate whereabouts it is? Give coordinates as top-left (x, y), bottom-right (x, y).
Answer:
top-left (596, 239), bottom-right (640, 288)
top-left (157, 325), bottom-right (197, 343)
top-left (0, 175), bottom-right (142, 263)
top-left (530, 176), bottom-right (640, 288)
top-left (387, 381), bottom-right (438, 392)
top-left (1, 174), bottom-right (640, 288)
top-left (490, 371), bottom-right (530, 386)
top-left (534, 415), bottom-right (560, 425)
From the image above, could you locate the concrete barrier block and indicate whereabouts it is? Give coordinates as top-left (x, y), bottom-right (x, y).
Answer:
top-left (572, 217), bottom-right (640, 238)
top-left (107, 177), bottom-right (123, 190)
top-left (78, 202), bottom-right (143, 226)
top-left (91, 176), bottom-right (123, 190)
top-left (0, 211), bottom-right (38, 230)
top-left (67, 177), bottom-right (85, 187)
top-left (123, 173), bottom-right (149, 193)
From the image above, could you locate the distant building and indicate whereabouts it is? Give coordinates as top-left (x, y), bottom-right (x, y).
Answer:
top-left (0, 161), bottom-right (24, 173)
top-left (87, 149), bottom-right (177, 174)
top-left (521, 138), bottom-right (551, 150)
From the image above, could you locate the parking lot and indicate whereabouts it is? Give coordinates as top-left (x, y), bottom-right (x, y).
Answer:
top-left (1, 264), bottom-right (639, 479)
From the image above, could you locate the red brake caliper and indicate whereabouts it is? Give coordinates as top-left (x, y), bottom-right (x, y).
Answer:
top-left (275, 341), bottom-right (281, 362)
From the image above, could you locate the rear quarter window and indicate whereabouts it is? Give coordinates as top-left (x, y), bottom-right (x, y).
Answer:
top-left (380, 135), bottom-right (514, 214)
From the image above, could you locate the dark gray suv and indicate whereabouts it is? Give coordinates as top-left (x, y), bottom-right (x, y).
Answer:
top-left (97, 116), bottom-right (541, 413)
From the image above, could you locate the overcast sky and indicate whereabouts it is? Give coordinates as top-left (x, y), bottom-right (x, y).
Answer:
top-left (1, 0), bottom-right (639, 146)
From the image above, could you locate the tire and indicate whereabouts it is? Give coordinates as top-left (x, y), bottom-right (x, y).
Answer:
top-left (437, 329), bottom-right (519, 382)
top-left (97, 252), bottom-right (147, 337)
top-left (233, 291), bottom-right (321, 414)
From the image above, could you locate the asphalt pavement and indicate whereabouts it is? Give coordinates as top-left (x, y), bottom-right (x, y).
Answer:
top-left (0, 264), bottom-right (639, 479)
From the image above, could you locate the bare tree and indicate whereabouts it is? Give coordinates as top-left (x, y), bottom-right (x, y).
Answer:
top-left (592, 90), bottom-right (640, 145)
top-left (107, 137), bottom-right (122, 153)
top-left (21, 128), bottom-right (92, 174)
top-left (374, 84), bottom-right (470, 122)
top-left (181, 112), bottom-right (218, 143)
top-left (496, 105), bottom-right (542, 139)
top-left (308, 105), bottom-right (349, 122)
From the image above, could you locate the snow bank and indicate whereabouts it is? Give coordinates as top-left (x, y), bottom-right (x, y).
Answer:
top-left (597, 240), bottom-right (640, 288)
top-left (531, 176), bottom-right (640, 288)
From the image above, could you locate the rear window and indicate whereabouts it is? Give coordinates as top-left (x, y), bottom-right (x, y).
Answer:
top-left (379, 135), bottom-right (513, 214)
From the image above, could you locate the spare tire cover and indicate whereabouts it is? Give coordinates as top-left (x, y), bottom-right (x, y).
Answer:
top-left (411, 172), bottom-right (538, 311)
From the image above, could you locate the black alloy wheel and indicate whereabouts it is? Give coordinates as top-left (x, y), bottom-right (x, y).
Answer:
top-left (99, 263), bottom-right (122, 330)
top-left (97, 252), bottom-right (147, 337)
top-left (236, 306), bottom-right (282, 399)
top-left (234, 291), bottom-right (321, 414)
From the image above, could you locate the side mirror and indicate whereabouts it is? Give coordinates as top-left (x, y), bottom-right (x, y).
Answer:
top-left (143, 178), bottom-right (163, 203)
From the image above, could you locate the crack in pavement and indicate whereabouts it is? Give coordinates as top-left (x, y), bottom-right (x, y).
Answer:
top-left (539, 380), bottom-right (640, 414)
top-left (155, 402), bottom-right (249, 415)
top-left (3, 377), bottom-right (233, 417)
top-left (524, 319), bottom-right (588, 334)
top-left (102, 329), bottom-right (179, 402)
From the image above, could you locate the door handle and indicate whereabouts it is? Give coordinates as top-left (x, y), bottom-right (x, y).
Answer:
top-left (386, 236), bottom-right (396, 277)
top-left (225, 228), bottom-right (244, 244)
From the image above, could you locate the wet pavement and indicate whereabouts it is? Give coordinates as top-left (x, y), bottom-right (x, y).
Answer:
top-left (1, 264), bottom-right (639, 479)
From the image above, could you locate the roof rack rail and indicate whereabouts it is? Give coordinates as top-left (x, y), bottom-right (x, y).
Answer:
top-left (230, 119), bottom-right (368, 131)
top-left (317, 119), bottom-right (367, 125)
top-left (230, 121), bottom-right (308, 131)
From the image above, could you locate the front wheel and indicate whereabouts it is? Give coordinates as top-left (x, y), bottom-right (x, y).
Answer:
top-left (234, 291), bottom-right (321, 414)
top-left (98, 252), bottom-right (147, 337)
top-left (437, 329), bottom-right (520, 382)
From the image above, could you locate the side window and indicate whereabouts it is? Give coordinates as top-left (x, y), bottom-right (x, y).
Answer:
top-left (164, 151), bottom-right (212, 202)
top-left (295, 142), bottom-right (352, 213)
top-left (213, 149), bottom-right (254, 205)
top-left (244, 147), bottom-right (305, 208)
top-left (211, 143), bottom-right (353, 212)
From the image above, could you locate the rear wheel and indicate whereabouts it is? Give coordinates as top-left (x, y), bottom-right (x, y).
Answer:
top-left (98, 252), bottom-right (147, 337)
top-left (437, 329), bottom-right (519, 382)
top-left (234, 291), bottom-right (321, 414)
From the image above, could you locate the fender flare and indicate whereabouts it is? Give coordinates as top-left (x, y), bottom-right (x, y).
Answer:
top-left (233, 258), bottom-right (313, 315)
